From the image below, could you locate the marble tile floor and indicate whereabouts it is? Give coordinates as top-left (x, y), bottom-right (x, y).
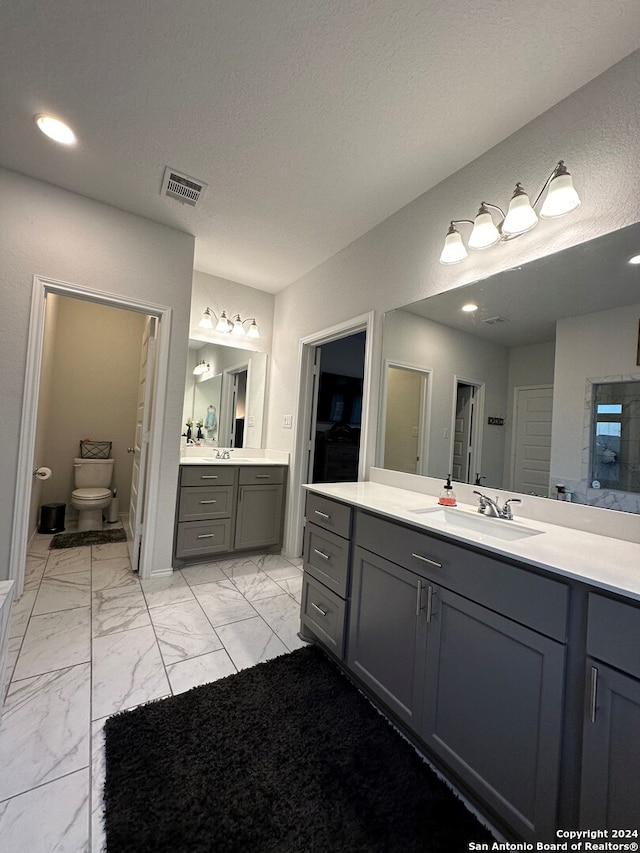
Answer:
top-left (0, 521), bottom-right (305, 852)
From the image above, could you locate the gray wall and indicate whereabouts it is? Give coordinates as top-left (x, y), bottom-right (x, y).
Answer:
top-left (0, 167), bottom-right (195, 581)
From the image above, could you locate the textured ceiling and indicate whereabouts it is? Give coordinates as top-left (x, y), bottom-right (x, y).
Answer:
top-left (2, 1), bottom-right (640, 292)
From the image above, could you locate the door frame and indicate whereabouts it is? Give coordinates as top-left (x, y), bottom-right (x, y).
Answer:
top-left (449, 376), bottom-right (485, 484)
top-left (378, 360), bottom-right (432, 475)
top-left (509, 383), bottom-right (554, 494)
top-left (9, 275), bottom-right (172, 594)
top-left (220, 360), bottom-right (250, 447)
top-left (284, 312), bottom-right (375, 559)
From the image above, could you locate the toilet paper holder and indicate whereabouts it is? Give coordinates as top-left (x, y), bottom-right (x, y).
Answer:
top-left (33, 467), bottom-right (52, 480)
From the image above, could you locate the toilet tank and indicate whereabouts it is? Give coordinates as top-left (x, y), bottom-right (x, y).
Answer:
top-left (73, 458), bottom-right (114, 489)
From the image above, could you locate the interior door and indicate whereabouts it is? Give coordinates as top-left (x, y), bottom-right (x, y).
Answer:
top-left (512, 386), bottom-right (553, 497)
top-left (452, 383), bottom-right (475, 482)
top-left (127, 316), bottom-right (157, 569)
top-left (306, 347), bottom-right (321, 482)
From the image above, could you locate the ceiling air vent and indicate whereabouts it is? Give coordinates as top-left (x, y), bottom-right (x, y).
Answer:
top-left (161, 167), bottom-right (208, 207)
top-left (481, 316), bottom-right (509, 325)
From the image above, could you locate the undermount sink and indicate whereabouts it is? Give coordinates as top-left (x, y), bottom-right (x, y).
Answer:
top-left (409, 506), bottom-right (543, 541)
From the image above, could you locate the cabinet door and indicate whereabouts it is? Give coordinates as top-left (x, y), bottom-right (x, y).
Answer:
top-left (347, 547), bottom-right (427, 732)
top-left (580, 659), bottom-right (640, 828)
top-left (421, 586), bottom-right (565, 840)
top-left (234, 483), bottom-right (284, 550)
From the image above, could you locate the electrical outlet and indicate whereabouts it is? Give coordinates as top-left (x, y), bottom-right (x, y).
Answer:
top-left (247, 416), bottom-right (255, 427)
top-left (283, 415), bottom-right (293, 429)
top-left (411, 425), bottom-right (419, 437)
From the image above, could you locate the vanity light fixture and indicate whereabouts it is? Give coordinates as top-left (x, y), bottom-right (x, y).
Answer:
top-left (35, 113), bottom-right (77, 145)
top-left (439, 161), bottom-right (581, 264)
top-left (198, 307), bottom-right (260, 338)
top-left (192, 360), bottom-right (210, 376)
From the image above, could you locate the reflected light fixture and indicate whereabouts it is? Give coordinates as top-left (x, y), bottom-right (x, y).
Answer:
top-left (198, 307), bottom-right (259, 338)
top-left (628, 255), bottom-right (640, 265)
top-left (35, 113), bottom-right (77, 145)
top-left (439, 161), bottom-right (580, 264)
top-left (192, 360), bottom-right (210, 376)
top-left (462, 303), bottom-right (478, 313)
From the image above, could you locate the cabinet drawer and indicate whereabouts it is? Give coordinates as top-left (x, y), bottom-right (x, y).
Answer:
top-left (301, 574), bottom-right (346, 658)
top-left (304, 523), bottom-right (349, 597)
top-left (587, 593), bottom-right (640, 679)
top-left (175, 519), bottom-right (232, 558)
top-left (178, 486), bottom-right (234, 521)
top-left (238, 466), bottom-right (285, 485)
top-left (180, 466), bottom-right (236, 487)
top-left (355, 510), bottom-right (568, 642)
top-left (305, 492), bottom-right (352, 539)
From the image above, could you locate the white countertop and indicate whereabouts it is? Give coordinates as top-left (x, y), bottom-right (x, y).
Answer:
top-left (180, 447), bottom-right (288, 467)
top-left (304, 481), bottom-right (640, 603)
top-left (180, 456), bottom-right (286, 466)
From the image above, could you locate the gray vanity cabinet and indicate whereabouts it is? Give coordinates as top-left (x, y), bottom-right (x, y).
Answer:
top-left (421, 584), bottom-right (565, 840)
top-left (579, 594), bottom-right (640, 827)
top-left (174, 464), bottom-right (286, 563)
top-left (347, 508), bottom-right (567, 840)
top-left (301, 493), bottom-right (353, 658)
top-left (234, 467), bottom-right (286, 550)
top-left (347, 546), bottom-right (427, 731)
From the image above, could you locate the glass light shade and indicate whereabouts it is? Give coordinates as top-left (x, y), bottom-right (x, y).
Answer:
top-left (35, 114), bottom-right (77, 145)
top-left (502, 189), bottom-right (538, 236)
top-left (468, 210), bottom-right (500, 249)
top-left (215, 311), bottom-right (232, 333)
top-left (231, 314), bottom-right (245, 335)
top-left (193, 361), bottom-right (208, 376)
top-left (247, 320), bottom-right (260, 339)
top-left (198, 309), bottom-right (214, 330)
top-left (540, 173), bottom-right (581, 218)
top-left (439, 229), bottom-right (468, 264)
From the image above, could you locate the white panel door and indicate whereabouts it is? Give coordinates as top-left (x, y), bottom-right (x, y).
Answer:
top-left (127, 317), bottom-right (157, 569)
top-left (512, 386), bottom-right (553, 497)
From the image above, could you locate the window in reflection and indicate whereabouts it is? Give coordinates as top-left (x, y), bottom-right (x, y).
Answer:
top-left (591, 382), bottom-right (640, 493)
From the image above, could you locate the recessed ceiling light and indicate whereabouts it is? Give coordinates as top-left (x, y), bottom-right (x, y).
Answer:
top-left (628, 254), bottom-right (640, 265)
top-left (462, 303), bottom-right (478, 313)
top-left (35, 114), bottom-right (77, 145)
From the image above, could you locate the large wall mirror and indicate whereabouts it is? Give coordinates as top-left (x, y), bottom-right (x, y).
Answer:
top-left (379, 221), bottom-right (640, 513)
top-left (184, 340), bottom-right (268, 449)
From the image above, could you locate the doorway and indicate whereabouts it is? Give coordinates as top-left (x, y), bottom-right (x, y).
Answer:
top-left (510, 385), bottom-right (553, 496)
top-left (10, 276), bottom-right (171, 596)
top-left (284, 312), bottom-right (375, 559)
top-left (310, 333), bottom-right (366, 484)
top-left (381, 363), bottom-right (430, 475)
top-left (451, 380), bottom-right (483, 484)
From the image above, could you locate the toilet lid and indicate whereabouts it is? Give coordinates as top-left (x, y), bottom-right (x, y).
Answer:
top-left (73, 487), bottom-right (112, 500)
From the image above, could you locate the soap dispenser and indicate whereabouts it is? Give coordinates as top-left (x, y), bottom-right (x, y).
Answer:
top-left (438, 474), bottom-right (457, 507)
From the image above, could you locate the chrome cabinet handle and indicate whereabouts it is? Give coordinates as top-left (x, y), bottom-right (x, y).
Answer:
top-left (197, 533), bottom-right (216, 539)
top-left (313, 548), bottom-right (331, 561)
top-left (255, 474), bottom-right (270, 479)
top-left (200, 475), bottom-right (218, 480)
top-left (415, 581), bottom-right (423, 616)
top-left (311, 601), bottom-right (328, 617)
top-left (589, 666), bottom-right (598, 723)
top-left (199, 500), bottom-right (217, 504)
top-left (411, 552), bottom-right (443, 569)
top-left (426, 585), bottom-right (436, 623)
top-left (314, 509), bottom-right (330, 519)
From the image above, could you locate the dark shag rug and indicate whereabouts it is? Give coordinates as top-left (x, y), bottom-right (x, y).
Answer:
top-left (50, 528), bottom-right (127, 549)
top-left (104, 644), bottom-right (495, 853)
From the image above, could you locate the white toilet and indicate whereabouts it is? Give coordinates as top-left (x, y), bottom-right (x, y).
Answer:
top-left (71, 458), bottom-right (114, 532)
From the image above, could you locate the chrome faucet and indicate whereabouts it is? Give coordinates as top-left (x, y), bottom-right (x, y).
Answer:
top-left (215, 448), bottom-right (231, 460)
top-left (473, 490), bottom-right (522, 520)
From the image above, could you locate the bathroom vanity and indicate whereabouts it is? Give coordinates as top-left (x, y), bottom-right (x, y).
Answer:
top-left (300, 476), bottom-right (640, 841)
top-left (173, 454), bottom-right (287, 565)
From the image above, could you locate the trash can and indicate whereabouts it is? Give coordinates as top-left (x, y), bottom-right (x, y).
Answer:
top-left (38, 502), bottom-right (66, 534)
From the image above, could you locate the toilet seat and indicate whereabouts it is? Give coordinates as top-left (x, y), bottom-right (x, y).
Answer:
top-left (72, 487), bottom-right (112, 502)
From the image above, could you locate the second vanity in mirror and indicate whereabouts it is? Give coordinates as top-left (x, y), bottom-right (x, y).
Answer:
top-left (379, 222), bottom-right (640, 515)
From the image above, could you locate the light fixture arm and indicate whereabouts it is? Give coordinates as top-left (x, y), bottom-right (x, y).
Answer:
top-left (532, 160), bottom-right (567, 209)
